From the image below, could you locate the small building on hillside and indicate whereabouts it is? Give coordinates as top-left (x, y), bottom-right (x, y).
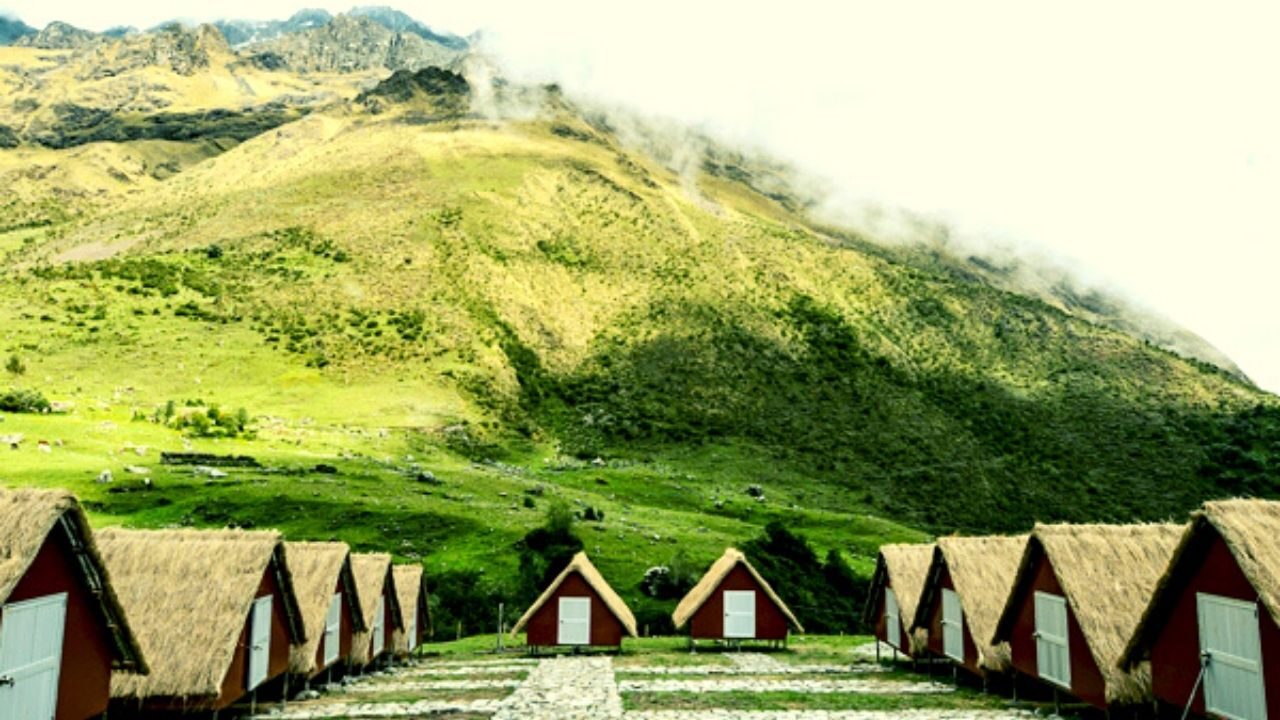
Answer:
top-left (511, 552), bottom-right (636, 650)
top-left (992, 523), bottom-right (1182, 709)
top-left (98, 528), bottom-right (304, 715)
top-left (392, 565), bottom-right (430, 657)
top-left (350, 553), bottom-right (402, 669)
top-left (0, 488), bottom-right (147, 720)
top-left (1121, 499), bottom-right (1280, 720)
top-left (284, 542), bottom-right (365, 683)
top-left (864, 543), bottom-right (934, 659)
top-left (912, 535), bottom-right (1027, 678)
top-left (672, 548), bottom-right (803, 647)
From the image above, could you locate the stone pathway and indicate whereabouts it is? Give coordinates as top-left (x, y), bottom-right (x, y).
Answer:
top-left (492, 655), bottom-right (623, 720)
top-left (346, 678), bottom-right (521, 692)
top-left (626, 711), bottom-right (1038, 720)
top-left (618, 663), bottom-right (880, 676)
top-left (726, 652), bottom-right (788, 673)
top-left (619, 677), bottom-right (952, 694)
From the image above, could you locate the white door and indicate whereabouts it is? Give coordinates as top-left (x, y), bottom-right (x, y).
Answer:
top-left (323, 593), bottom-right (342, 666)
top-left (723, 590), bottom-right (756, 639)
top-left (0, 593), bottom-right (67, 720)
top-left (1034, 591), bottom-right (1071, 688)
top-left (1198, 593), bottom-right (1267, 720)
top-left (941, 589), bottom-right (964, 661)
top-left (557, 597), bottom-right (591, 645)
top-left (371, 596), bottom-right (386, 657)
top-left (406, 608), bottom-right (418, 652)
top-left (247, 595), bottom-right (272, 691)
top-left (884, 588), bottom-right (901, 648)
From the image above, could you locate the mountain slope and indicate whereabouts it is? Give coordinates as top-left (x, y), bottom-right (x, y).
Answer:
top-left (4, 70), bottom-right (1276, 540)
top-left (0, 16), bottom-right (36, 44)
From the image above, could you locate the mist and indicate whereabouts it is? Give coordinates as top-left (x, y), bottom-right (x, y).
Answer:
top-left (5, 0), bottom-right (1279, 391)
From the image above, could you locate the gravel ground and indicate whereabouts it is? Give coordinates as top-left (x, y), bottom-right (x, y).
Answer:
top-left (618, 678), bottom-right (953, 694)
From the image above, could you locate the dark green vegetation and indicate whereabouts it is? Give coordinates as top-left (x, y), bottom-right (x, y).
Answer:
top-left (1, 70), bottom-right (1277, 641)
top-left (25, 104), bottom-right (307, 150)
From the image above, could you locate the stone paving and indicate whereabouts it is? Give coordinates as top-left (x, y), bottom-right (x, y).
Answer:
top-left (618, 677), bottom-right (953, 694)
top-left (255, 647), bottom-right (1040, 720)
top-left (492, 655), bottom-right (624, 720)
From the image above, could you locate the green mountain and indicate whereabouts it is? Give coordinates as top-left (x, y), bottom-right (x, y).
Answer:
top-left (1, 55), bottom-right (1277, 631)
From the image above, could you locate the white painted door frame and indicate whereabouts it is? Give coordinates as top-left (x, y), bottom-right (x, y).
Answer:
top-left (884, 588), bottom-right (901, 648)
top-left (1034, 591), bottom-right (1071, 688)
top-left (323, 592), bottom-right (342, 667)
top-left (941, 588), bottom-right (964, 661)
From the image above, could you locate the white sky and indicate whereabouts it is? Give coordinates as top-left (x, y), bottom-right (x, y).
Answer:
top-left (4, 1), bottom-right (1278, 393)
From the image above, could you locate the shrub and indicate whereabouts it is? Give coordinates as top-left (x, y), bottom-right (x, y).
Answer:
top-left (5, 354), bottom-right (26, 376)
top-left (0, 388), bottom-right (49, 413)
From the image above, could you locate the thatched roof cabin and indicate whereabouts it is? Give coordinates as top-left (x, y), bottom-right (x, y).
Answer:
top-left (511, 552), bottom-right (637, 647)
top-left (349, 553), bottom-right (402, 666)
top-left (993, 523), bottom-right (1182, 708)
top-left (0, 488), bottom-right (147, 720)
top-left (672, 547), bottom-right (803, 641)
top-left (864, 543), bottom-right (934, 655)
top-left (97, 528), bottom-right (303, 711)
top-left (392, 564), bottom-right (429, 656)
top-left (1122, 499), bottom-right (1280, 719)
top-left (285, 541), bottom-right (365, 677)
top-left (913, 535), bottom-right (1027, 674)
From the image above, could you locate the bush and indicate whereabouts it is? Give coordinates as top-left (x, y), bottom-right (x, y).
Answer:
top-left (0, 388), bottom-right (49, 413)
top-left (169, 405), bottom-right (254, 438)
top-left (742, 521), bottom-right (865, 633)
top-left (4, 354), bottom-right (25, 376)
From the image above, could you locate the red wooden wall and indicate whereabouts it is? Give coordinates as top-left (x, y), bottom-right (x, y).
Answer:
top-left (689, 565), bottom-right (790, 641)
top-left (869, 575), bottom-right (913, 655)
top-left (525, 572), bottom-right (624, 647)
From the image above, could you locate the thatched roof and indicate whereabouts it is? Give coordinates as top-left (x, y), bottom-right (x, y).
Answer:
top-left (1123, 498), bottom-right (1280, 669)
top-left (349, 552), bottom-right (402, 665)
top-left (672, 548), bottom-right (804, 633)
top-left (285, 542), bottom-right (364, 674)
top-left (510, 552), bottom-right (637, 638)
top-left (863, 543), bottom-right (934, 653)
top-left (391, 564), bottom-right (426, 654)
top-left (914, 534), bottom-right (1027, 672)
top-left (98, 528), bottom-right (303, 701)
top-left (0, 487), bottom-right (146, 673)
top-left (994, 523), bottom-right (1182, 704)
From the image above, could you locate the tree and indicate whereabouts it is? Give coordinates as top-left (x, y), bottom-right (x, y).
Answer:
top-left (514, 499), bottom-right (583, 604)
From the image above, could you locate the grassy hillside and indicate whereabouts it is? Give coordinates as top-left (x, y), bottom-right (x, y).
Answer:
top-left (1, 68), bottom-right (1277, 634)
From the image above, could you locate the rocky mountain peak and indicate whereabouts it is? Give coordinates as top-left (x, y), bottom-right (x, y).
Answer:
top-left (16, 20), bottom-right (99, 49)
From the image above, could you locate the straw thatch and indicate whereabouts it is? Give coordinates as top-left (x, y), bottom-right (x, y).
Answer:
top-left (285, 542), bottom-right (364, 675)
top-left (0, 487), bottom-right (146, 672)
top-left (994, 523), bottom-right (1182, 704)
top-left (864, 543), bottom-right (934, 654)
top-left (671, 548), bottom-right (804, 633)
top-left (510, 552), bottom-right (638, 638)
top-left (349, 553), bottom-right (402, 665)
top-left (1122, 498), bottom-right (1280, 669)
top-left (391, 564), bottom-right (426, 655)
top-left (914, 534), bottom-right (1028, 672)
top-left (98, 528), bottom-right (302, 701)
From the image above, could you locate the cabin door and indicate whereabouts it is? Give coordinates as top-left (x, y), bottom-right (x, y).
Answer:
top-left (0, 593), bottom-right (67, 720)
top-left (323, 593), bottom-right (342, 666)
top-left (407, 607), bottom-right (418, 652)
top-left (558, 597), bottom-right (591, 645)
top-left (1198, 593), bottom-right (1267, 720)
top-left (371, 596), bottom-right (386, 656)
top-left (723, 590), bottom-right (756, 639)
top-left (884, 588), bottom-right (901, 648)
top-left (941, 589), bottom-right (964, 661)
top-left (1034, 591), bottom-right (1071, 688)
top-left (247, 595), bottom-right (273, 691)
